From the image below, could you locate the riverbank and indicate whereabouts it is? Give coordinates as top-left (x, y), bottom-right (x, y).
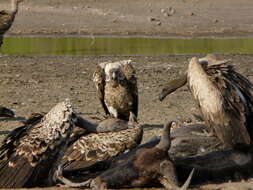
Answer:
top-left (1, 0), bottom-right (253, 37)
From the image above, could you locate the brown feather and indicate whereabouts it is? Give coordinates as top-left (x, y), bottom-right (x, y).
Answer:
top-left (93, 64), bottom-right (110, 115)
top-left (93, 60), bottom-right (138, 120)
top-left (63, 125), bottom-right (143, 170)
top-left (188, 56), bottom-right (253, 147)
top-left (0, 100), bottom-right (77, 188)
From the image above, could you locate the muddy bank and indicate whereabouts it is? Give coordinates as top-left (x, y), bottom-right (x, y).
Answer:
top-left (1, 0), bottom-right (253, 37)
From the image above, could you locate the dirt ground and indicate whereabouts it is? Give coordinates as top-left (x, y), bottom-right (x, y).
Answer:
top-left (0, 54), bottom-right (253, 190)
top-left (1, 0), bottom-right (253, 189)
top-left (1, 0), bottom-right (253, 37)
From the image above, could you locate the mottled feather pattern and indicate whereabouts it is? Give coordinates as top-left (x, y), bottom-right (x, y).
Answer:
top-left (13, 101), bottom-right (75, 166)
top-left (1, 101), bottom-right (75, 167)
top-left (122, 60), bottom-right (136, 80)
top-left (93, 64), bottom-right (109, 115)
top-left (0, 100), bottom-right (78, 187)
top-left (64, 127), bottom-right (142, 164)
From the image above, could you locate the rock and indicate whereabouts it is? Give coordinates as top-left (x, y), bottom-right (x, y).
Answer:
top-left (156, 21), bottom-right (162, 26)
top-left (188, 12), bottom-right (194, 16)
top-left (168, 7), bottom-right (175, 15)
top-left (161, 9), bottom-right (166, 14)
top-left (149, 17), bottom-right (156, 22)
top-left (161, 7), bottom-right (175, 17)
top-left (213, 19), bottom-right (219, 23)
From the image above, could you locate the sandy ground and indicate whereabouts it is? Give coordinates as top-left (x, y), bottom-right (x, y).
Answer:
top-left (1, 0), bottom-right (253, 37)
top-left (1, 0), bottom-right (253, 189)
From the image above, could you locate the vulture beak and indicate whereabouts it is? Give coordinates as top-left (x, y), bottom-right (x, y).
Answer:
top-left (159, 74), bottom-right (188, 101)
top-left (112, 71), bottom-right (117, 80)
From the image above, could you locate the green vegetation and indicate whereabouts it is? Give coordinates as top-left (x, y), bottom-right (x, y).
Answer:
top-left (1, 36), bottom-right (253, 56)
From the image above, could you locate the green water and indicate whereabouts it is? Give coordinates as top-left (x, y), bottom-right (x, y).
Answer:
top-left (1, 36), bottom-right (253, 56)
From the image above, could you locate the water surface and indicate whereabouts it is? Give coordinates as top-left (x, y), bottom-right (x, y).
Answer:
top-left (1, 36), bottom-right (253, 56)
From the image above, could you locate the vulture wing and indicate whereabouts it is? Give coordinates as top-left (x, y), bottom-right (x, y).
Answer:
top-left (93, 64), bottom-right (109, 115)
top-left (123, 61), bottom-right (138, 117)
top-left (62, 126), bottom-right (143, 170)
top-left (206, 63), bottom-right (253, 145)
top-left (0, 101), bottom-right (76, 188)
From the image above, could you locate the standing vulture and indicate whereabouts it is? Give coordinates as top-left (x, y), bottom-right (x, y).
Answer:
top-left (159, 55), bottom-right (253, 148)
top-left (0, 100), bottom-right (78, 188)
top-left (93, 60), bottom-right (138, 120)
top-left (0, 0), bottom-right (24, 47)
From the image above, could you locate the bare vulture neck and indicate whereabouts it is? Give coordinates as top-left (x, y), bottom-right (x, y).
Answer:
top-left (156, 122), bottom-right (171, 151)
top-left (11, 0), bottom-right (19, 14)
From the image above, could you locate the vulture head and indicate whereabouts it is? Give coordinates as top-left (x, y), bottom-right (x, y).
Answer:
top-left (105, 64), bottom-right (126, 87)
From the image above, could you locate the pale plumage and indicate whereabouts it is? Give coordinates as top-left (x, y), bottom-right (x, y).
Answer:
top-left (159, 55), bottom-right (253, 148)
top-left (93, 60), bottom-right (138, 120)
top-left (0, 100), bottom-right (77, 188)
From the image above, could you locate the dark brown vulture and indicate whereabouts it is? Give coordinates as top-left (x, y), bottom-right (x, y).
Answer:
top-left (0, 100), bottom-right (78, 188)
top-left (159, 55), bottom-right (253, 148)
top-left (62, 112), bottom-right (143, 170)
top-left (0, 0), bottom-right (24, 47)
top-left (56, 121), bottom-right (194, 190)
top-left (93, 60), bottom-right (138, 120)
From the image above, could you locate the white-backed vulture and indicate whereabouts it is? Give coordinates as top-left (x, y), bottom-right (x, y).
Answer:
top-left (93, 60), bottom-right (138, 120)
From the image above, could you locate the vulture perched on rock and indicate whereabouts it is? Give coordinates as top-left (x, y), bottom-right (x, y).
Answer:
top-left (93, 60), bottom-right (138, 120)
top-left (0, 100), bottom-right (78, 188)
top-left (0, 0), bottom-right (24, 47)
top-left (159, 55), bottom-right (253, 148)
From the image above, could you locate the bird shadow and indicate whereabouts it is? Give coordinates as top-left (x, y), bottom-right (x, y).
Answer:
top-left (0, 116), bottom-right (26, 122)
top-left (0, 130), bottom-right (10, 135)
